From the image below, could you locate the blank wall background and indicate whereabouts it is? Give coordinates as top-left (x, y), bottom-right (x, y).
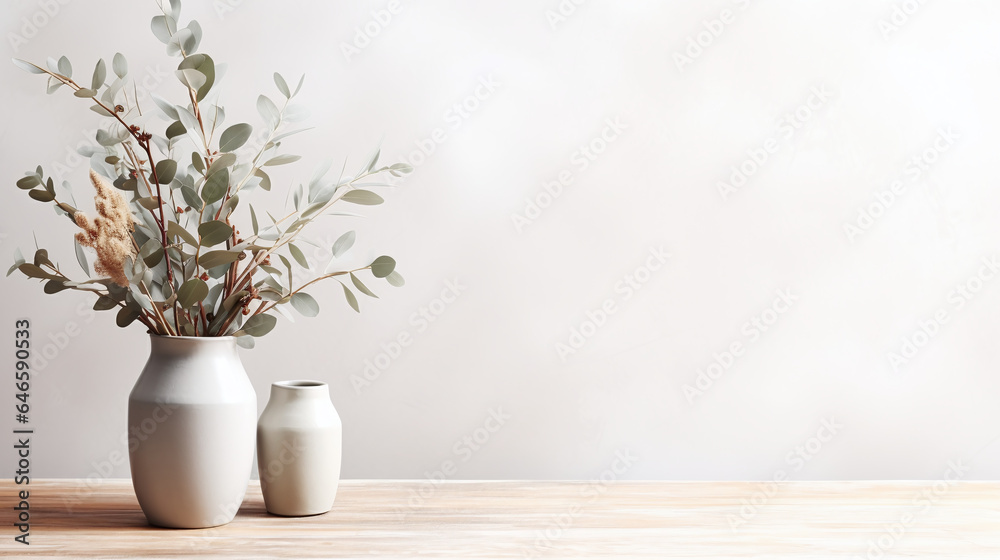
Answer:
top-left (3, 0), bottom-right (1000, 480)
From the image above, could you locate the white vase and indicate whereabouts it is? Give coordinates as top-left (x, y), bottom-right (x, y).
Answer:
top-left (257, 380), bottom-right (342, 516)
top-left (127, 335), bottom-right (257, 528)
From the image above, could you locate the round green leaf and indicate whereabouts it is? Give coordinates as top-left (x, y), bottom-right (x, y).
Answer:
top-left (116, 305), bottom-right (140, 327)
top-left (198, 220), bottom-right (234, 247)
top-left (219, 123), bottom-right (252, 152)
top-left (202, 168), bottom-right (229, 204)
top-left (239, 313), bottom-right (277, 337)
top-left (386, 270), bottom-right (405, 287)
top-left (112, 53), bottom-right (128, 78)
top-left (290, 292), bottom-right (320, 317)
top-left (155, 159), bottom-right (177, 184)
top-left (177, 278), bottom-right (209, 308)
top-left (370, 255), bottom-right (396, 278)
top-left (16, 175), bottom-right (40, 190)
top-left (29, 189), bottom-right (55, 202)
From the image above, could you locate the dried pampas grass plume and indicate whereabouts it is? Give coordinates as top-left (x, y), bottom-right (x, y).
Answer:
top-left (74, 170), bottom-right (136, 286)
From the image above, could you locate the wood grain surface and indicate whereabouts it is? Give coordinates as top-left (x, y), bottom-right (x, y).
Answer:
top-left (2, 479), bottom-right (999, 558)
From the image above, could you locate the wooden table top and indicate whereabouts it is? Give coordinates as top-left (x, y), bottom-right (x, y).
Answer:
top-left (3, 479), bottom-right (999, 558)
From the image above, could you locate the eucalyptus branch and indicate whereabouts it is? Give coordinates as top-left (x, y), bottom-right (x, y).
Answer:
top-left (257, 265), bottom-right (371, 315)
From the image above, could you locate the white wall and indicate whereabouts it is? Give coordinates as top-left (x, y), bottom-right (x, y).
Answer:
top-left (3, 0), bottom-right (1000, 481)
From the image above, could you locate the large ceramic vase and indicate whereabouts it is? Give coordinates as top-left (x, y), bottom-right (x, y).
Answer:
top-left (127, 335), bottom-right (257, 528)
top-left (257, 380), bottom-right (342, 516)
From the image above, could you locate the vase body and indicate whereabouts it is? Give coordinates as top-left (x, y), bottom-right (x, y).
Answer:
top-left (127, 335), bottom-right (257, 528)
top-left (257, 381), bottom-right (342, 516)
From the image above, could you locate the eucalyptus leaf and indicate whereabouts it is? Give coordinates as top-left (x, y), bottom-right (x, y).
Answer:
top-left (90, 104), bottom-right (115, 117)
top-left (249, 204), bottom-right (259, 234)
top-left (331, 230), bottom-right (356, 258)
top-left (237, 313), bottom-right (277, 337)
top-left (167, 220), bottom-right (199, 246)
top-left (341, 189), bottom-right (383, 205)
top-left (235, 335), bottom-right (255, 349)
top-left (43, 279), bottom-right (70, 294)
top-left (175, 68), bottom-right (206, 91)
top-left (257, 95), bottom-right (279, 128)
top-left (91, 59), bottom-right (106, 90)
top-left (29, 189), bottom-right (55, 202)
top-left (11, 58), bottom-right (45, 74)
top-left (155, 159), bottom-right (177, 184)
top-left (288, 243), bottom-right (309, 269)
top-left (202, 168), bottom-right (229, 204)
top-left (74, 238), bottom-right (90, 276)
top-left (198, 249), bottom-right (240, 269)
top-left (165, 120), bottom-right (186, 138)
top-left (177, 277), bottom-right (209, 308)
top-left (274, 72), bottom-right (290, 98)
top-left (177, 53), bottom-right (215, 101)
top-left (219, 123), bottom-right (252, 152)
top-left (198, 220), bottom-right (233, 246)
top-left (290, 292), bottom-right (319, 317)
top-left (150, 15), bottom-right (173, 44)
top-left (350, 272), bottom-right (378, 298)
top-left (385, 270), bottom-right (405, 287)
top-left (151, 94), bottom-right (179, 120)
top-left (57, 56), bottom-right (72, 78)
top-left (112, 53), bottom-right (128, 77)
top-left (341, 283), bottom-right (359, 313)
top-left (94, 295), bottom-right (118, 311)
top-left (264, 154), bottom-right (300, 166)
top-left (116, 305), bottom-right (141, 327)
top-left (16, 176), bottom-right (40, 190)
top-left (139, 238), bottom-right (164, 267)
top-left (370, 255), bottom-right (396, 278)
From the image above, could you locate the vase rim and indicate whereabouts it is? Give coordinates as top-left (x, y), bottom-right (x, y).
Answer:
top-left (148, 334), bottom-right (237, 341)
top-left (273, 380), bottom-right (328, 389)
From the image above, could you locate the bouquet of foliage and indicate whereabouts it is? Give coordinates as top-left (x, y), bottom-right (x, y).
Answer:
top-left (8, 1), bottom-right (410, 348)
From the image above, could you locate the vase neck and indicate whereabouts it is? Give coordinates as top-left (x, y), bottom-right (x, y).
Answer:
top-left (268, 381), bottom-right (330, 404)
top-left (149, 335), bottom-right (240, 362)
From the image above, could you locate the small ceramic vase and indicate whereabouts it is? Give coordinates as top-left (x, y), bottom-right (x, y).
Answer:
top-left (256, 380), bottom-right (342, 516)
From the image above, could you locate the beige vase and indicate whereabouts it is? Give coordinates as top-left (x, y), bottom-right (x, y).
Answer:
top-left (257, 380), bottom-right (342, 516)
top-left (128, 335), bottom-right (257, 528)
